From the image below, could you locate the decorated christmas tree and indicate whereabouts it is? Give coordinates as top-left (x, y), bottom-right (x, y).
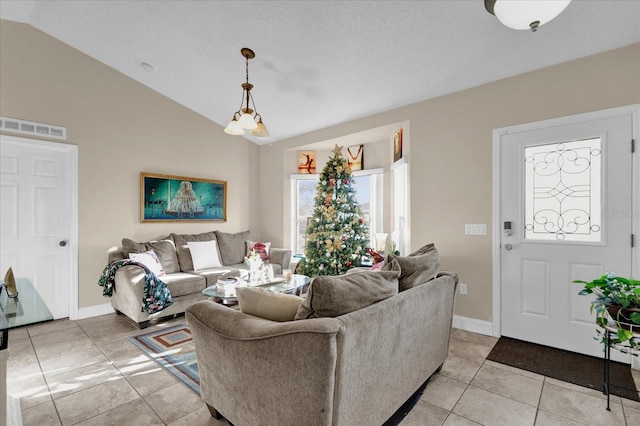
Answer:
top-left (298, 145), bottom-right (370, 277)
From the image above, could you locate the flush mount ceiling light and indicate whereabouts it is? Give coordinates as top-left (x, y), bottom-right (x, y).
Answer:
top-left (485, 0), bottom-right (572, 32)
top-left (224, 47), bottom-right (270, 138)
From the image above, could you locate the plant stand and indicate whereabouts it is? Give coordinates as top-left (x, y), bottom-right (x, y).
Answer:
top-left (600, 323), bottom-right (640, 411)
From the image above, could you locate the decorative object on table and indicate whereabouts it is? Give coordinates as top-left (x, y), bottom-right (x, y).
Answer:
top-left (393, 128), bottom-right (403, 162)
top-left (282, 268), bottom-right (293, 281)
top-left (140, 172), bottom-right (227, 223)
top-left (347, 144), bottom-right (363, 171)
top-left (129, 323), bottom-right (200, 394)
top-left (1, 267), bottom-right (18, 297)
top-left (297, 150), bottom-right (316, 174)
top-left (297, 144), bottom-right (369, 277)
top-left (216, 276), bottom-right (244, 296)
top-left (484, 0), bottom-right (572, 32)
top-left (223, 47), bottom-right (270, 138)
top-left (245, 249), bottom-right (264, 285)
top-left (575, 273), bottom-right (640, 352)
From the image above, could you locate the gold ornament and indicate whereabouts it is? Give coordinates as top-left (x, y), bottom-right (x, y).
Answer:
top-left (332, 144), bottom-right (344, 157)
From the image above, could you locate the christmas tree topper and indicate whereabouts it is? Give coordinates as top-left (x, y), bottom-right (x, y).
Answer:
top-left (332, 144), bottom-right (344, 157)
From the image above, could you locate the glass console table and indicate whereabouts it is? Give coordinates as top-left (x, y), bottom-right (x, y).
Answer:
top-left (1, 277), bottom-right (54, 426)
top-left (1, 277), bottom-right (54, 350)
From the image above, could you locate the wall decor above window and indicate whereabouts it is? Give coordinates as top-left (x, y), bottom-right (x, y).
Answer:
top-left (140, 172), bottom-right (227, 223)
top-left (297, 151), bottom-right (316, 174)
top-left (347, 144), bottom-right (364, 171)
top-left (393, 129), bottom-right (403, 163)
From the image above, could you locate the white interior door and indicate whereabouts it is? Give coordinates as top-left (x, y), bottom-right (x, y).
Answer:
top-left (0, 135), bottom-right (74, 319)
top-left (500, 111), bottom-right (634, 361)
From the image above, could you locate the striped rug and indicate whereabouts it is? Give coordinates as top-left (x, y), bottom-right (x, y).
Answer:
top-left (128, 323), bottom-right (199, 394)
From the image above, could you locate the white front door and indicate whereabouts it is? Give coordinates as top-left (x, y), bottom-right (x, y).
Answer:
top-left (0, 135), bottom-right (75, 319)
top-left (500, 109), bottom-right (635, 361)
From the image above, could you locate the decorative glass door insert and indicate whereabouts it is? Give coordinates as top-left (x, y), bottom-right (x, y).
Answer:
top-left (524, 138), bottom-right (602, 242)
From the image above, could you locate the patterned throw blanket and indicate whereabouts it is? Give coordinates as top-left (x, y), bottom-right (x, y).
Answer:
top-left (98, 259), bottom-right (173, 314)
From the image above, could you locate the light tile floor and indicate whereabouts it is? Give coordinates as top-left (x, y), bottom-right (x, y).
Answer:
top-left (6, 314), bottom-right (640, 426)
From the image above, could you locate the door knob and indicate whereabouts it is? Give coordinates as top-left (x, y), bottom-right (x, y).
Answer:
top-left (504, 243), bottom-right (512, 251)
top-left (59, 240), bottom-right (68, 247)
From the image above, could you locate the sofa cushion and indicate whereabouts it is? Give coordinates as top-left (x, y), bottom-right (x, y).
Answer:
top-left (295, 259), bottom-right (400, 320)
top-left (161, 272), bottom-right (206, 298)
top-left (385, 243), bottom-right (439, 291)
top-left (246, 240), bottom-right (271, 261)
top-left (236, 287), bottom-right (303, 322)
top-left (122, 237), bottom-right (180, 274)
top-left (188, 240), bottom-right (223, 271)
top-left (128, 250), bottom-right (165, 277)
top-left (215, 230), bottom-right (251, 265)
top-left (171, 231), bottom-right (220, 272)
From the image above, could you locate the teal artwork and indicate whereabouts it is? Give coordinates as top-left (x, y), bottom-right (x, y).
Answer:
top-left (140, 172), bottom-right (227, 222)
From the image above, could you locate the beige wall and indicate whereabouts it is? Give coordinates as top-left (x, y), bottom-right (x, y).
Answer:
top-left (0, 21), bottom-right (260, 309)
top-left (260, 43), bottom-right (640, 322)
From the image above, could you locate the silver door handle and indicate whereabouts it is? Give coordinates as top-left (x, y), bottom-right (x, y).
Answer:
top-left (504, 243), bottom-right (512, 250)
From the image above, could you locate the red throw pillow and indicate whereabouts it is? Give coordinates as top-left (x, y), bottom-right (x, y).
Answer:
top-left (246, 240), bottom-right (271, 261)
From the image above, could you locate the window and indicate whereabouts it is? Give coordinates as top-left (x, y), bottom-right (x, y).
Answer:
top-left (291, 168), bottom-right (383, 255)
top-left (524, 138), bottom-right (602, 242)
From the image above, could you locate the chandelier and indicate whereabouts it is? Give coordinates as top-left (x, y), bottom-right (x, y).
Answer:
top-left (485, 0), bottom-right (572, 32)
top-left (224, 48), bottom-right (270, 137)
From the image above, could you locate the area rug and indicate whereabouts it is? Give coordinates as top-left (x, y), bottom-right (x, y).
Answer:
top-left (487, 337), bottom-right (639, 401)
top-left (128, 323), bottom-right (199, 394)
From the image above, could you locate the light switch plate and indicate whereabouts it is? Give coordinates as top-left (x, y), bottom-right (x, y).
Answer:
top-left (465, 224), bottom-right (487, 235)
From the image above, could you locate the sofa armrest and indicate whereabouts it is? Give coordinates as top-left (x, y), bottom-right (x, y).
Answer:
top-left (108, 250), bottom-right (125, 263)
top-left (269, 247), bottom-right (291, 269)
top-left (186, 300), bottom-right (340, 426)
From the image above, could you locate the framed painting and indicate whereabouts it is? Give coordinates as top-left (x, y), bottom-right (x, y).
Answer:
top-left (393, 129), bottom-right (403, 162)
top-left (140, 172), bottom-right (227, 223)
top-left (298, 151), bottom-right (316, 174)
top-left (347, 144), bottom-right (364, 171)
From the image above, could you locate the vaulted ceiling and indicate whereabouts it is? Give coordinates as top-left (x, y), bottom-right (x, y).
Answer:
top-left (1, 1), bottom-right (639, 144)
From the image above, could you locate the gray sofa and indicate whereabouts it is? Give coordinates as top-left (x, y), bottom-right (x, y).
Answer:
top-left (107, 230), bottom-right (291, 328)
top-left (186, 270), bottom-right (458, 426)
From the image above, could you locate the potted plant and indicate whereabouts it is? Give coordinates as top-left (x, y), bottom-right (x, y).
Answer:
top-left (575, 273), bottom-right (640, 353)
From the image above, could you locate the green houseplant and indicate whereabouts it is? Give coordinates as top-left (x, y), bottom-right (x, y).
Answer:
top-left (575, 273), bottom-right (640, 353)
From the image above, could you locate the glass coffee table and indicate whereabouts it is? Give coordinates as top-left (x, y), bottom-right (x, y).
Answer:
top-left (202, 274), bottom-right (310, 304)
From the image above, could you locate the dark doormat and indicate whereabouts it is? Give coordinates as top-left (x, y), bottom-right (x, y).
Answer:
top-left (487, 337), bottom-right (639, 401)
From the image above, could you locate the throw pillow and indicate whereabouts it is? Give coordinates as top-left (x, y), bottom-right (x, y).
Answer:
top-left (386, 244), bottom-right (439, 291)
top-left (236, 286), bottom-right (303, 322)
top-left (294, 259), bottom-right (400, 320)
top-left (215, 230), bottom-right (251, 265)
top-left (122, 237), bottom-right (180, 274)
top-left (171, 231), bottom-right (219, 271)
top-left (187, 240), bottom-right (223, 271)
top-left (129, 250), bottom-right (165, 277)
top-left (246, 240), bottom-right (271, 261)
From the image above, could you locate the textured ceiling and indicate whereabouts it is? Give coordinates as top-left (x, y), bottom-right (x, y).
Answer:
top-left (1, 1), bottom-right (639, 145)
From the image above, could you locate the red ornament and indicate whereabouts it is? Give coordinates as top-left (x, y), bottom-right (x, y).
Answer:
top-left (329, 178), bottom-right (335, 187)
top-left (342, 236), bottom-right (347, 241)
top-left (359, 218), bottom-right (364, 224)
top-left (346, 261), bottom-right (352, 267)
top-left (343, 179), bottom-right (349, 184)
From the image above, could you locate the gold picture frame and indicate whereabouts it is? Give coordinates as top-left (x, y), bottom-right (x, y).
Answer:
top-left (140, 172), bottom-right (227, 223)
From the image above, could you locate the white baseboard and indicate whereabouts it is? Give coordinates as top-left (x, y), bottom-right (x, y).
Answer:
top-left (74, 303), bottom-right (115, 320)
top-left (7, 394), bottom-right (22, 426)
top-left (452, 315), bottom-right (494, 336)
